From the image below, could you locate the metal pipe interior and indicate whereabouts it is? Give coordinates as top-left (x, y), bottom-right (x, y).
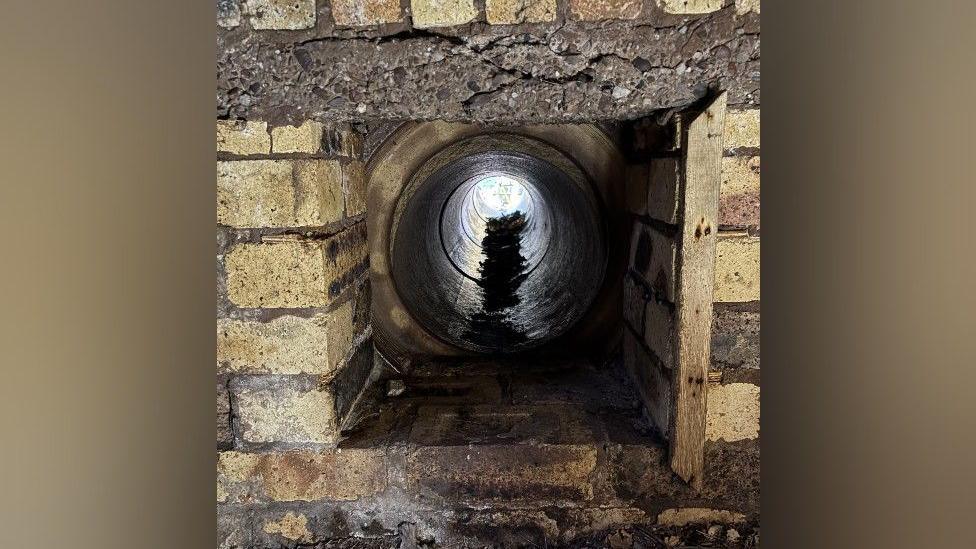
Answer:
top-left (391, 150), bottom-right (606, 353)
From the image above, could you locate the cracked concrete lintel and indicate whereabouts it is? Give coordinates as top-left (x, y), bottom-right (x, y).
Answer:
top-left (218, 9), bottom-right (760, 124)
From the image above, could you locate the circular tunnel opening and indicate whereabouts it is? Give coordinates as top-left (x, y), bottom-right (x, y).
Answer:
top-left (391, 136), bottom-right (607, 354)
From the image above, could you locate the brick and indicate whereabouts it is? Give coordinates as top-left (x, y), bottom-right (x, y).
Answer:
top-left (322, 223), bottom-right (368, 298)
top-left (218, 449), bottom-right (387, 502)
top-left (352, 278), bottom-right (371, 335)
top-left (622, 274), bottom-right (645, 334)
top-left (735, 0), bottom-right (760, 15)
top-left (724, 109), bottom-right (760, 149)
top-left (408, 444), bottom-right (597, 500)
top-left (608, 444), bottom-right (690, 503)
top-left (243, 0), bottom-right (316, 30)
top-left (647, 157), bottom-right (680, 224)
top-left (332, 0), bottom-right (402, 26)
top-left (569, 0), bottom-right (641, 21)
top-left (657, 507), bottom-right (746, 526)
top-left (217, 451), bottom-right (261, 503)
top-left (217, 159), bottom-right (343, 228)
top-left (706, 383), bottom-right (760, 441)
top-left (343, 160), bottom-right (366, 217)
top-left (486, 0), bottom-right (556, 24)
top-left (218, 506), bottom-right (253, 548)
top-left (711, 307), bottom-right (760, 369)
top-left (719, 156), bottom-right (760, 228)
top-left (217, 308), bottom-right (353, 376)
top-left (233, 378), bottom-right (339, 444)
top-left (460, 507), bottom-right (651, 545)
top-left (623, 330), bottom-right (672, 435)
top-left (225, 241), bottom-right (329, 308)
top-left (409, 404), bottom-right (598, 445)
top-left (658, 0), bottom-right (723, 15)
top-left (223, 226), bottom-right (365, 308)
top-left (325, 300), bottom-right (355, 367)
top-left (295, 160), bottom-right (345, 223)
top-left (323, 125), bottom-right (363, 157)
top-left (217, 120), bottom-right (270, 155)
top-left (410, 0), bottom-right (477, 28)
top-left (271, 120), bottom-right (324, 153)
top-left (643, 297), bottom-right (675, 369)
top-left (262, 511), bottom-right (312, 542)
top-left (629, 223), bottom-right (677, 302)
top-left (217, 381), bottom-right (233, 448)
top-left (714, 235), bottom-right (760, 302)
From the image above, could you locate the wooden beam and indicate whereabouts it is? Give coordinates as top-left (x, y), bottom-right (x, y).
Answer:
top-left (670, 92), bottom-right (727, 490)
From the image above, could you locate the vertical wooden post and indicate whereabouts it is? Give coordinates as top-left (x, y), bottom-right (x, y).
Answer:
top-left (670, 92), bottom-right (727, 489)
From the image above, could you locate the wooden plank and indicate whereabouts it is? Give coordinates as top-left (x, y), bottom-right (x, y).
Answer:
top-left (669, 92), bottom-right (727, 490)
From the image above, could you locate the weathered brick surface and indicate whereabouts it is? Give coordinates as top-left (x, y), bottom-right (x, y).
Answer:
top-left (323, 125), bottom-right (363, 158)
top-left (225, 225), bottom-right (365, 307)
top-left (217, 380), bottom-right (233, 448)
top-left (332, 0), bottom-right (402, 26)
top-left (569, 0), bottom-right (641, 21)
top-left (411, 0), bottom-right (477, 28)
top-left (217, 120), bottom-right (270, 155)
top-left (702, 439), bottom-right (760, 514)
top-left (659, 0), bottom-right (723, 15)
top-left (225, 240), bottom-right (329, 308)
top-left (735, 0), bottom-right (760, 15)
top-left (706, 382), bottom-right (760, 441)
top-left (457, 507), bottom-right (652, 546)
top-left (233, 377), bottom-right (339, 445)
top-left (623, 329), bottom-right (672, 435)
top-left (643, 297), bottom-right (675, 369)
top-left (352, 277), bottom-right (371, 335)
top-left (656, 507), bottom-right (746, 526)
top-left (409, 404), bottom-right (598, 445)
top-left (486, 0), bottom-right (557, 24)
top-left (711, 307), bottom-right (760, 369)
top-left (724, 109), bottom-right (760, 150)
top-left (720, 156), bottom-right (760, 228)
top-left (218, 506), bottom-right (254, 548)
top-left (217, 159), bottom-right (343, 228)
top-left (218, 449), bottom-right (387, 502)
top-left (608, 444), bottom-right (690, 503)
top-left (325, 300), bottom-right (356, 367)
top-left (408, 444), bottom-right (597, 501)
top-left (322, 223), bottom-right (369, 298)
top-left (344, 160), bottom-right (366, 217)
top-left (647, 157), bottom-right (681, 224)
top-left (243, 0), bottom-right (316, 30)
top-left (629, 223), bottom-right (676, 302)
top-left (262, 511), bottom-right (312, 542)
top-left (713, 234), bottom-right (760, 302)
top-left (622, 274), bottom-right (645, 333)
top-left (271, 120), bottom-right (324, 153)
top-left (217, 305), bottom-right (354, 376)
top-left (294, 159), bottom-right (345, 223)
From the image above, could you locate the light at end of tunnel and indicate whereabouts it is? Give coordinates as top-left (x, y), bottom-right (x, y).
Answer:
top-left (474, 175), bottom-right (530, 217)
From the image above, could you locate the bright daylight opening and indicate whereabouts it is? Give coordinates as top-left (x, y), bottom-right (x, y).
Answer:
top-left (473, 175), bottom-right (530, 218)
